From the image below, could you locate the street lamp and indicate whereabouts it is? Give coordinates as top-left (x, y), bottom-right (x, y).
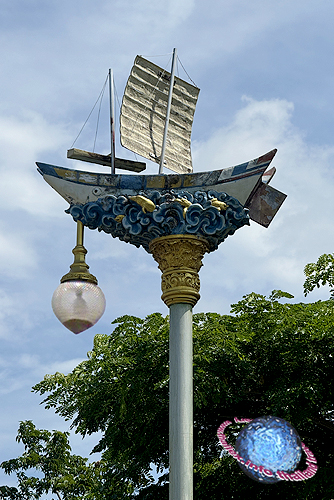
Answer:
top-left (52, 220), bottom-right (106, 334)
top-left (38, 151), bottom-right (285, 500)
top-left (37, 52), bottom-right (286, 500)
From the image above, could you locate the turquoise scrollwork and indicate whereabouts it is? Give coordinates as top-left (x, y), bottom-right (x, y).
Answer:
top-left (66, 190), bottom-right (249, 253)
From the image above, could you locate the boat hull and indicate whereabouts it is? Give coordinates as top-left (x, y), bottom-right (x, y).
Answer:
top-left (37, 149), bottom-right (277, 208)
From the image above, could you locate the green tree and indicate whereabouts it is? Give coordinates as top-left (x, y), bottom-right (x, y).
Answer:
top-left (28, 295), bottom-right (334, 500)
top-left (303, 253), bottom-right (334, 298)
top-left (0, 420), bottom-right (104, 499)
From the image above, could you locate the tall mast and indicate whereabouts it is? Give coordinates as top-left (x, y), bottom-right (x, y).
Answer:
top-left (109, 68), bottom-right (116, 174)
top-left (159, 48), bottom-right (177, 174)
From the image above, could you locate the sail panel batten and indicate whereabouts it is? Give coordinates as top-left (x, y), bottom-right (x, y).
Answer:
top-left (120, 55), bottom-right (199, 174)
top-left (120, 119), bottom-right (194, 156)
top-left (125, 79), bottom-right (198, 108)
top-left (122, 89), bottom-right (196, 129)
top-left (119, 128), bottom-right (192, 166)
top-left (123, 90), bottom-right (197, 120)
top-left (121, 110), bottom-right (193, 137)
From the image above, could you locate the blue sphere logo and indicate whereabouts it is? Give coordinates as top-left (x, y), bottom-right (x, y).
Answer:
top-left (217, 416), bottom-right (318, 483)
top-left (235, 416), bottom-right (302, 483)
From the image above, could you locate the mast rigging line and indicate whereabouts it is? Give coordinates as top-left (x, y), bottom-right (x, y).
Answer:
top-left (141, 52), bottom-right (198, 87)
top-left (113, 77), bottom-right (139, 163)
top-left (93, 79), bottom-right (107, 152)
top-left (140, 52), bottom-right (172, 58)
top-left (177, 56), bottom-right (198, 88)
top-left (70, 74), bottom-right (109, 150)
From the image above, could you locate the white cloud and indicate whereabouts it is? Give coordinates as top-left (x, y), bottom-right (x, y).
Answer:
top-left (18, 353), bottom-right (85, 378)
top-left (0, 227), bottom-right (37, 279)
top-left (193, 96), bottom-right (334, 311)
top-left (193, 96), bottom-right (296, 169)
top-left (167, 0), bottom-right (195, 24)
top-left (0, 112), bottom-right (70, 216)
top-left (0, 353), bottom-right (85, 395)
top-left (1, 0), bottom-right (334, 478)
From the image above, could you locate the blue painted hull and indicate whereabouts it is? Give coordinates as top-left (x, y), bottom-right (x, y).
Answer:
top-left (37, 149), bottom-right (277, 208)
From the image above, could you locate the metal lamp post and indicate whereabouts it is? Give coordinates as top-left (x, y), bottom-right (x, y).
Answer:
top-left (38, 166), bottom-right (257, 499)
top-left (37, 52), bottom-right (286, 500)
top-left (150, 235), bottom-right (209, 499)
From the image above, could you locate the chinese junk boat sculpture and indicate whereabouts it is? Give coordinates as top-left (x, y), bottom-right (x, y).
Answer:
top-left (37, 51), bottom-right (287, 252)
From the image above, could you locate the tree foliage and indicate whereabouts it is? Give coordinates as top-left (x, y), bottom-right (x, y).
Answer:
top-left (304, 253), bottom-right (334, 298)
top-left (0, 420), bottom-right (104, 499)
top-left (24, 294), bottom-right (334, 499)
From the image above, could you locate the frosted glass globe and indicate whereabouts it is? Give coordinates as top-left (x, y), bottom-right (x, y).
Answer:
top-left (52, 281), bottom-right (106, 334)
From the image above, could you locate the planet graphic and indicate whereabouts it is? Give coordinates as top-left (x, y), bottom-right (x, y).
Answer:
top-left (234, 415), bottom-right (302, 483)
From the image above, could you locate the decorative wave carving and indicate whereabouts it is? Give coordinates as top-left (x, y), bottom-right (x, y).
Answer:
top-left (66, 189), bottom-right (249, 253)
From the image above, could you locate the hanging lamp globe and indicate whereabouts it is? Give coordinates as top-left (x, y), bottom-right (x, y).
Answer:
top-left (52, 280), bottom-right (106, 334)
top-left (52, 222), bottom-right (106, 334)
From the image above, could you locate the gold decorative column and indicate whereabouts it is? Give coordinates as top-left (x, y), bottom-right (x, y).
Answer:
top-left (149, 234), bottom-right (210, 307)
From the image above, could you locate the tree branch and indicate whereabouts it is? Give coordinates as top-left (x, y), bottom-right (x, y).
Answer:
top-left (311, 416), bottom-right (334, 432)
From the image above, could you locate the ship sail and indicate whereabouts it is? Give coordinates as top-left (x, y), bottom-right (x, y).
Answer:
top-left (120, 55), bottom-right (200, 174)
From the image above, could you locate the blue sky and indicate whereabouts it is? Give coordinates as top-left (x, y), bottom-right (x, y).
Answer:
top-left (1, 0), bottom-right (334, 490)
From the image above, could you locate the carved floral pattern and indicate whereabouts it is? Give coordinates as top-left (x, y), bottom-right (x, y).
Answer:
top-left (149, 235), bottom-right (209, 307)
top-left (161, 272), bottom-right (201, 292)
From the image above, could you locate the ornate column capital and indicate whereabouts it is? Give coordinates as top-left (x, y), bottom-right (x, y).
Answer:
top-left (149, 235), bottom-right (209, 307)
